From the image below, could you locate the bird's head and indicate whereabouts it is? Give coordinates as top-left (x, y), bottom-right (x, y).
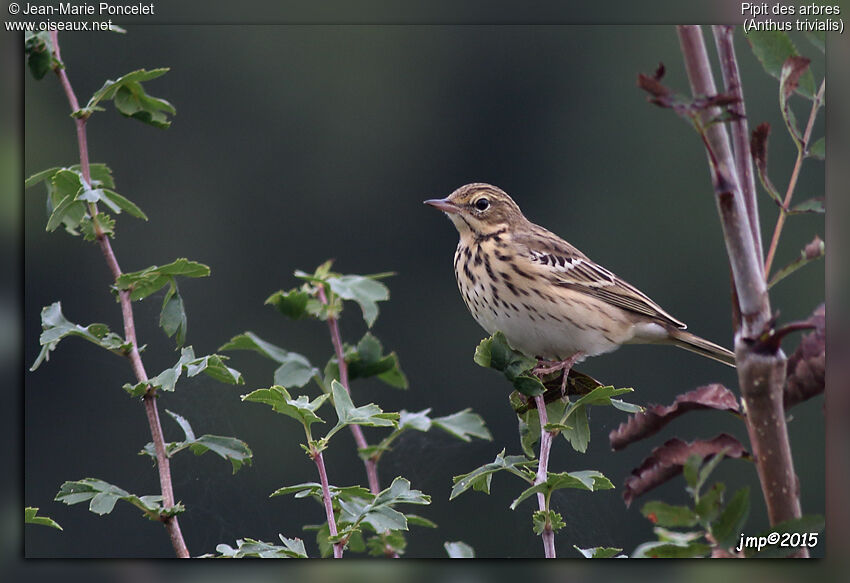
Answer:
top-left (424, 183), bottom-right (525, 238)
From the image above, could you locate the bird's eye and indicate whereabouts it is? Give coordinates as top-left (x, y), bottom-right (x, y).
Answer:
top-left (474, 198), bottom-right (490, 211)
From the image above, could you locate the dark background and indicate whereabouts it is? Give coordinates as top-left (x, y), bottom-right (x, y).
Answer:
top-left (23, 25), bottom-right (824, 558)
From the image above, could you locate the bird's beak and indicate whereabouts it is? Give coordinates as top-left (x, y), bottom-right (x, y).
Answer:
top-left (424, 198), bottom-right (460, 214)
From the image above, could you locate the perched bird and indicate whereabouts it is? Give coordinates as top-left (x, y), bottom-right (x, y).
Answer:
top-left (425, 183), bottom-right (735, 374)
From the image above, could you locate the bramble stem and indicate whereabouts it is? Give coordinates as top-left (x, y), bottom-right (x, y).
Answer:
top-left (763, 80), bottom-right (825, 277)
top-left (316, 285), bottom-right (381, 494)
top-left (313, 450), bottom-right (344, 558)
top-left (49, 31), bottom-right (189, 558)
top-left (533, 394), bottom-right (556, 559)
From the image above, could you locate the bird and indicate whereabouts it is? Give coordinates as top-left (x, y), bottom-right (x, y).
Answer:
top-left (424, 183), bottom-right (736, 377)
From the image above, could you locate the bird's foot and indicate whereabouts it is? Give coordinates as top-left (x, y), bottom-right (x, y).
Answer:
top-left (533, 352), bottom-right (585, 397)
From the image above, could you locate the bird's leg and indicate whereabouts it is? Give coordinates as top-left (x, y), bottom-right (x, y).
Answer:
top-left (533, 352), bottom-right (585, 397)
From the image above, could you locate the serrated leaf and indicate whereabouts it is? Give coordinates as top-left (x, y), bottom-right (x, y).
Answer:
top-left (444, 541), bottom-right (475, 558)
top-left (25, 507), bottom-right (62, 530)
top-left (366, 531), bottom-right (407, 557)
top-left (574, 545), bottom-right (624, 558)
top-left (140, 410), bottom-right (253, 473)
top-left (265, 288), bottom-right (312, 320)
top-left (326, 274), bottom-right (389, 327)
top-left (25, 167), bottom-right (62, 189)
top-left (405, 514), bottom-right (438, 528)
top-left (641, 501), bottom-right (699, 528)
top-left (46, 195), bottom-right (87, 234)
top-left (694, 482), bottom-right (726, 525)
top-left (326, 380), bottom-right (397, 439)
top-left (561, 403), bottom-right (589, 453)
top-left (338, 478), bottom-right (430, 534)
top-left (115, 258), bottom-right (210, 301)
top-left (270, 482), bottom-right (371, 501)
top-left (55, 478), bottom-right (175, 521)
top-left (242, 385), bottom-right (329, 429)
top-left (79, 68), bottom-right (175, 127)
top-left (209, 536), bottom-right (307, 558)
top-left (219, 332), bottom-right (318, 388)
top-left (519, 397), bottom-right (567, 458)
top-left (80, 213), bottom-right (116, 241)
top-left (31, 302), bottom-right (130, 370)
top-left (711, 487), bottom-right (750, 549)
top-left (633, 540), bottom-right (711, 558)
top-left (325, 332), bottom-right (408, 389)
top-left (747, 31), bottom-right (816, 99)
top-left (159, 285), bottom-right (187, 346)
top-left (450, 449), bottom-right (536, 500)
top-left (101, 189), bottom-right (147, 220)
top-left (533, 509), bottom-right (566, 534)
top-left (398, 408), bottom-right (433, 432)
top-left (510, 470), bottom-right (613, 510)
top-left (24, 32), bottom-right (56, 79)
top-left (432, 409), bottom-right (492, 442)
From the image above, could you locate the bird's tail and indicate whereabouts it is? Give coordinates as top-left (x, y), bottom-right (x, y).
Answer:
top-left (668, 329), bottom-right (736, 368)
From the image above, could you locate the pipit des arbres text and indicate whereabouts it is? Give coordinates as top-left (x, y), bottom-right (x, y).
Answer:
top-left (425, 183), bottom-right (735, 383)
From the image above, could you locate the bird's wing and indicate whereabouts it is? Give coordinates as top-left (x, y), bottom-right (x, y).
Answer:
top-left (514, 229), bottom-right (687, 329)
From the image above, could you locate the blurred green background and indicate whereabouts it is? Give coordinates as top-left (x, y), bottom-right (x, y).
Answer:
top-left (24, 26), bottom-right (824, 558)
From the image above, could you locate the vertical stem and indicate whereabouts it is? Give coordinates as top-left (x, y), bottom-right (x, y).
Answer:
top-left (533, 394), bottom-right (556, 559)
top-left (677, 26), bottom-right (806, 555)
top-left (712, 25), bottom-right (764, 274)
top-left (48, 32), bottom-right (189, 558)
top-left (316, 285), bottom-right (381, 495)
top-left (313, 451), bottom-right (344, 558)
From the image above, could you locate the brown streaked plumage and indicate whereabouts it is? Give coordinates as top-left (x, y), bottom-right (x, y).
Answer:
top-left (425, 183), bottom-right (736, 367)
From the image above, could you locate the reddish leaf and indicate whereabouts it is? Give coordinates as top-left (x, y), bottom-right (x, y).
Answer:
top-left (785, 304), bottom-right (825, 410)
top-left (781, 56), bottom-right (812, 101)
top-left (609, 384), bottom-right (740, 451)
top-left (622, 435), bottom-right (749, 507)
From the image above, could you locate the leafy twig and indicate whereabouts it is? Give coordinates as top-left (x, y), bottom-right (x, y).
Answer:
top-left (533, 394), bottom-right (556, 558)
top-left (47, 32), bottom-right (188, 557)
top-left (764, 80), bottom-right (825, 276)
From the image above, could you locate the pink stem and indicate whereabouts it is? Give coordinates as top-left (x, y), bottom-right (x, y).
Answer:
top-left (313, 451), bottom-right (344, 558)
top-left (534, 394), bottom-right (556, 559)
top-left (49, 31), bottom-right (189, 558)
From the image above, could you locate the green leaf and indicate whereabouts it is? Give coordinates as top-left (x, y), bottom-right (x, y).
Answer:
top-left (242, 385), bottom-right (329, 429)
top-left (26, 166), bottom-right (62, 189)
top-left (444, 541), bottom-right (475, 558)
top-left (807, 137), bottom-right (825, 159)
top-left (25, 507), bottom-right (62, 530)
top-left (55, 478), bottom-right (178, 521)
top-left (124, 347), bottom-right (243, 396)
top-left (474, 332), bottom-right (545, 396)
top-left (31, 302), bottom-right (130, 371)
top-left (641, 501), bottom-right (699, 528)
top-left (517, 397), bottom-right (566, 457)
top-left (747, 31), bottom-right (816, 99)
top-left (159, 285), bottom-right (187, 347)
top-left (779, 56), bottom-right (811, 143)
top-left (140, 410), bottom-right (253, 473)
top-left (115, 258), bottom-right (210, 301)
top-left (510, 470), bottom-right (613, 510)
top-left (695, 482), bottom-right (726, 525)
top-left (326, 380), bottom-right (398, 439)
top-left (450, 449), bottom-right (536, 500)
top-left (366, 531), bottom-right (408, 557)
top-left (696, 449), bottom-right (728, 494)
top-left (533, 510), bottom-right (566, 535)
top-left (683, 454), bottom-right (702, 490)
top-left (787, 197), bottom-right (825, 214)
top-left (326, 274), bottom-right (390, 327)
top-left (337, 477), bottom-right (430, 534)
top-left (711, 487), bottom-right (750, 549)
top-left (405, 514), bottom-right (438, 528)
top-left (209, 536), bottom-right (308, 558)
top-left (24, 32), bottom-right (57, 79)
top-left (398, 408), bottom-right (433, 432)
top-left (78, 68), bottom-right (175, 127)
top-left (270, 482), bottom-right (371, 501)
top-left (746, 514), bottom-right (824, 558)
top-left (768, 236), bottom-right (824, 289)
top-left (101, 189), bottom-right (148, 220)
top-left (561, 403), bottom-right (589, 453)
top-left (432, 409), bottom-right (492, 442)
top-left (574, 545), bottom-right (625, 558)
top-left (46, 195), bottom-right (87, 235)
top-left (265, 288), bottom-right (313, 320)
top-left (325, 333), bottom-right (408, 389)
top-left (220, 332), bottom-right (318, 388)
top-left (633, 541), bottom-right (711, 558)
top-left (80, 213), bottom-right (116, 241)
